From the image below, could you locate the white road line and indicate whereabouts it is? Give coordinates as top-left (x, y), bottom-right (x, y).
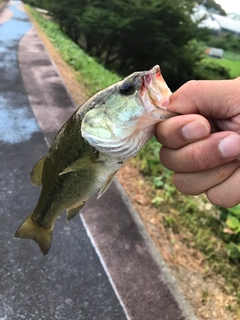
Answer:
top-left (80, 213), bottom-right (131, 320)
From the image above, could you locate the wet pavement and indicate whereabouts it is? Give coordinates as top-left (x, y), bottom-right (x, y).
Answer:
top-left (0, 1), bottom-right (197, 319)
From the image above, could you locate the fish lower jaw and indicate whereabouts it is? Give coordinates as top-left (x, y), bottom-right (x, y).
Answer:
top-left (90, 126), bottom-right (155, 160)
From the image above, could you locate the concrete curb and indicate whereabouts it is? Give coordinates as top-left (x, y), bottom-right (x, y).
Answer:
top-left (114, 179), bottom-right (198, 320)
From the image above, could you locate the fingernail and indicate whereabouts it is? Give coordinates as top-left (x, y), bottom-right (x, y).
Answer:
top-left (182, 121), bottom-right (209, 140)
top-left (219, 135), bottom-right (240, 158)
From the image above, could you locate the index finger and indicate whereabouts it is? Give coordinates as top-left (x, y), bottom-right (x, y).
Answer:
top-left (155, 114), bottom-right (210, 149)
top-left (167, 78), bottom-right (240, 119)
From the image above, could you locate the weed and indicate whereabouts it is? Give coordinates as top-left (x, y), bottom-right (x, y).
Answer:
top-left (201, 289), bottom-right (209, 304)
top-left (151, 196), bottom-right (164, 207)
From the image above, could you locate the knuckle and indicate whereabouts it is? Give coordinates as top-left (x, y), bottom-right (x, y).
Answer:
top-left (182, 80), bottom-right (198, 93)
top-left (214, 166), bottom-right (227, 180)
top-left (156, 119), bottom-right (183, 149)
top-left (155, 122), bottom-right (168, 144)
top-left (173, 173), bottom-right (201, 196)
top-left (159, 147), bottom-right (172, 169)
top-left (181, 80), bottom-right (201, 109)
top-left (186, 144), bottom-right (210, 171)
top-left (172, 174), bottom-right (186, 192)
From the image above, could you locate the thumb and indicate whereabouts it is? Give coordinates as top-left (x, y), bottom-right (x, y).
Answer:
top-left (167, 77), bottom-right (240, 119)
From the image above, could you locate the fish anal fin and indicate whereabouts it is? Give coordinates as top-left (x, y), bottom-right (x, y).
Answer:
top-left (30, 156), bottom-right (46, 186)
top-left (15, 216), bottom-right (52, 256)
top-left (66, 202), bottom-right (86, 222)
top-left (59, 154), bottom-right (97, 176)
top-left (97, 172), bottom-right (117, 199)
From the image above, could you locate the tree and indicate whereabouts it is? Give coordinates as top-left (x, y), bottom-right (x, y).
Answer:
top-left (26, 0), bottom-right (217, 89)
top-left (50, 0), bottom-right (207, 90)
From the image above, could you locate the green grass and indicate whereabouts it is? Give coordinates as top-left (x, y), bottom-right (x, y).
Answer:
top-left (204, 56), bottom-right (240, 78)
top-left (213, 58), bottom-right (240, 78)
top-left (224, 51), bottom-right (240, 61)
top-left (26, 6), bottom-right (240, 312)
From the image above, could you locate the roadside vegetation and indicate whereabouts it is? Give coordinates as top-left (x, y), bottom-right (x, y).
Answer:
top-left (25, 7), bottom-right (120, 96)
top-left (24, 0), bottom-right (232, 90)
top-left (24, 2), bottom-right (240, 316)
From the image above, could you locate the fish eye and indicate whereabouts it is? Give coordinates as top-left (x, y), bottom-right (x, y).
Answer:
top-left (119, 82), bottom-right (135, 96)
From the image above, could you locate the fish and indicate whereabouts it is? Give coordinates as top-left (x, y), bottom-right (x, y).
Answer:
top-left (15, 65), bottom-right (178, 255)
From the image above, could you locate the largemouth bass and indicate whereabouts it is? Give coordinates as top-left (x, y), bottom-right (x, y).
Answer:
top-left (15, 65), bottom-right (177, 255)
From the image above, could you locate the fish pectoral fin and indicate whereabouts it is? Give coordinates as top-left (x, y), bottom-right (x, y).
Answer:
top-left (97, 172), bottom-right (117, 199)
top-left (15, 215), bottom-right (52, 256)
top-left (66, 202), bottom-right (86, 222)
top-left (59, 154), bottom-right (98, 176)
top-left (30, 156), bottom-right (46, 186)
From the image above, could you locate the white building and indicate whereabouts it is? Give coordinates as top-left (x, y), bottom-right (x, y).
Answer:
top-left (192, 5), bottom-right (221, 31)
top-left (194, 5), bottom-right (240, 36)
top-left (212, 13), bottom-right (240, 35)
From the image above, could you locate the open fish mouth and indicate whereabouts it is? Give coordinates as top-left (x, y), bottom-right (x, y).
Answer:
top-left (140, 65), bottom-right (178, 120)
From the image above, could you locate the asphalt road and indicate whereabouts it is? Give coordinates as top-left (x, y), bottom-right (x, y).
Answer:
top-left (0, 1), bottom-right (197, 320)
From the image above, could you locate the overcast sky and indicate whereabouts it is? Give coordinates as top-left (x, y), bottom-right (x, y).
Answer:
top-left (215, 0), bottom-right (240, 14)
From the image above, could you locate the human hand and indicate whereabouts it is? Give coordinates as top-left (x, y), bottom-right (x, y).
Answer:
top-left (155, 77), bottom-right (240, 207)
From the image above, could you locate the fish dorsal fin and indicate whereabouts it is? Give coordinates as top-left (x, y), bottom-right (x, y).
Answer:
top-left (30, 156), bottom-right (46, 186)
top-left (59, 154), bottom-right (98, 176)
top-left (66, 202), bottom-right (86, 222)
top-left (97, 171), bottom-right (117, 199)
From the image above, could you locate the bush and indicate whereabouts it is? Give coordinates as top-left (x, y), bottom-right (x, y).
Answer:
top-left (206, 34), bottom-right (240, 53)
top-left (194, 59), bottom-right (231, 80)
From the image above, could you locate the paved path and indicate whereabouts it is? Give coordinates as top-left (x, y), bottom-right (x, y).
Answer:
top-left (0, 2), bottom-right (197, 319)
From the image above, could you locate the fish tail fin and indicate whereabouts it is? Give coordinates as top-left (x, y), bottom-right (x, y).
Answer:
top-left (15, 215), bottom-right (52, 256)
